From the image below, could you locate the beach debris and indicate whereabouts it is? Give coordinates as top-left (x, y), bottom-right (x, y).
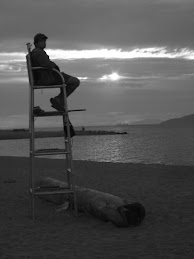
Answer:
top-left (4, 179), bottom-right (16, 184)
top-left (38, 177), bottom-right (145, 227)
top-left (55, 201), bottom-right (70, 212)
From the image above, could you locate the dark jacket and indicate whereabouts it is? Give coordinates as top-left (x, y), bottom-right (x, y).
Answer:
top-left (30, 48), bottom-right (62, 85)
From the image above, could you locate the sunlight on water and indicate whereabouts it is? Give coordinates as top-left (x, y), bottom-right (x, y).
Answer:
top-left (0, 126), bottom-right (194, 165)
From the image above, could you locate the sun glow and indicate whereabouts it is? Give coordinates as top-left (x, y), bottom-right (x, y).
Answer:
top-left (100, 72), bottom-right (120, 81)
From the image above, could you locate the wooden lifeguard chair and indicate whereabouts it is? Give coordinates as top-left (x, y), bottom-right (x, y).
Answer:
top-left (26, 43), bottom-right (85, 219)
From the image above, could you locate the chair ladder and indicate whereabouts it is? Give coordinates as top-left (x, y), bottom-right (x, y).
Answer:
top-left (26, 43), bottom-right (85, 220)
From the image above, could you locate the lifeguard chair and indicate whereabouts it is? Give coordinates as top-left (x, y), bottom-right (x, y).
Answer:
top-left (26, 43), bottom-right (85, 219)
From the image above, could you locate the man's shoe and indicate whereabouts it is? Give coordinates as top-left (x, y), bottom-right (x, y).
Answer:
top-left (33, 106), bottom-right (45, 115)
top-left (50, 97), bottom-right (65, 112)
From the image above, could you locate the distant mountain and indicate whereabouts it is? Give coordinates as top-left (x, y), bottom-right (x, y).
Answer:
top-left (129, 119), bottom-right (162, 125)
top-left (160, 114), bottom-right (194, 127)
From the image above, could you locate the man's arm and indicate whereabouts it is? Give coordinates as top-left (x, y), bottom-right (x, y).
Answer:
top-left (31, 49), bottom-right (60, 71)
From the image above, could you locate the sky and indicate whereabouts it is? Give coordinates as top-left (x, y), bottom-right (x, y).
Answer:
top-left (0, 0), bottom-right (194, 128)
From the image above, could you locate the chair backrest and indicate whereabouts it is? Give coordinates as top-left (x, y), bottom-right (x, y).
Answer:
top-left (26, 42), bottom-right (65, 87)
top-left (26, 43), bottom-right (34, 86)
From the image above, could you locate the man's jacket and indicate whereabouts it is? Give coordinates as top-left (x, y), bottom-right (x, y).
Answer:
top-left (30, 48), bottom-right (62, 85)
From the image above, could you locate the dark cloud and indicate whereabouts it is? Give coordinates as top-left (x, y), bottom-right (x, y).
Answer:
top-left (0, 0), bottom-right (194, 52)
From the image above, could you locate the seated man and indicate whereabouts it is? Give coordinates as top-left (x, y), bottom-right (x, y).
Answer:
top-left (30, 33), bottom-right (80, 111)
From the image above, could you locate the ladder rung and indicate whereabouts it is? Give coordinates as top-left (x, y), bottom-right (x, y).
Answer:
top-left (34, 109), bottom-right (86, 117)
top-left (34, 111), bottom-right (67, 117)
top-left (34, 148), bottom-right (69, 156)
top-left (68, 109), bottom-right (86, 113)
top-left (30, 187), bottom-right (74, 196)
top-left (33, 84), bottom-right (66, 89)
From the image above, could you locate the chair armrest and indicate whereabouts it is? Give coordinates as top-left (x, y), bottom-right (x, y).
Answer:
top-left (32, 67), bottom-right (65, 84)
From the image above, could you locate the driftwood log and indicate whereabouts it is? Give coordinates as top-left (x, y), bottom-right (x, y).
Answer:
top-left (38, 177), bottom-right (145, 227)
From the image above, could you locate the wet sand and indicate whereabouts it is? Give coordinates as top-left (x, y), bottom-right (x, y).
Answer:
top-left (0, 156), bottom-right (193, 258)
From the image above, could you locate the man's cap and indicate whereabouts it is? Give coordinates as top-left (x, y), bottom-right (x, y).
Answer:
top-left (34, 33), bottom-right (48, 43)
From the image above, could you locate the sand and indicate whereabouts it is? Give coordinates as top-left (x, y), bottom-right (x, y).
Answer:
top-left (0, 156), bottom-right (194, 258)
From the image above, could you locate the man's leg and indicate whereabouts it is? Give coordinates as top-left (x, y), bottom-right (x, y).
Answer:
top-left (50, 73), bottom-right (79, 137)
top-left (58, 73), bottom-right (80, 100)
top-left (63, 73), bottom-right (80, 97)
top-left (50, 73), bottom-right (80, 110)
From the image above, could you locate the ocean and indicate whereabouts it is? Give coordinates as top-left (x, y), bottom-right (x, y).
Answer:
top-left (0, 125), bottom-right (194, 166)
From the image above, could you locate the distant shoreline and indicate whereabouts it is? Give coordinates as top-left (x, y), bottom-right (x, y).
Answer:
top-left (0, 129), bottom-right (128, 140)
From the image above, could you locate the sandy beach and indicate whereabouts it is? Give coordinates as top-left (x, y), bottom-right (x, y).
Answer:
top-left (0, 156), bottom-right (194, 258)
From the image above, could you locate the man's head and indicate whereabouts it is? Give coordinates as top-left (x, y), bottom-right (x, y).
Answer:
top-left (34, 33), bottom-right (48, 49)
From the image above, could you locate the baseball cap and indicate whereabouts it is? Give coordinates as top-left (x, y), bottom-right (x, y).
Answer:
top-left (34, 33), bottom-right (48, 43)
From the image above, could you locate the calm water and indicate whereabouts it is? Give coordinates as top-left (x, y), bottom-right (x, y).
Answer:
top-left (0, 125), bottom-right (194, 165)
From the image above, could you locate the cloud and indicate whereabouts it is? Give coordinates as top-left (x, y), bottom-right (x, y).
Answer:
top-left (78, 77), bottom-right (88, 81)
top-left (1, 47), bottom-right (194, 84)
top-left (47, 47), bottom-right (194, 60)
top-left (0, 64), bottom-right (25, 73)
top-left (0, 0), bottom-right (194, 51)
top-left (156, 0), bottom-right (193, 3)
top-left (1, 47), bottom-right (194, 62)
top-left (0, 77), bottom-right (28, 84)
